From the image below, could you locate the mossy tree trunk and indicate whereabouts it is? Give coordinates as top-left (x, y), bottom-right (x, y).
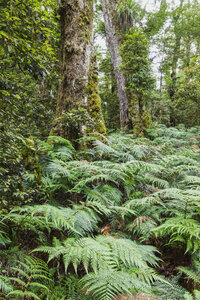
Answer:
top-left (87, 54), bottom-right (107, 136)
top-left (102, 0), bottom-right (129, 129)
top-left (54, 0), bottom-right (94, 139)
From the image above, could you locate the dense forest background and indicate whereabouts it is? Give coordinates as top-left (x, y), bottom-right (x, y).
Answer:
top-left (1, 0), bottom-right (200, 299)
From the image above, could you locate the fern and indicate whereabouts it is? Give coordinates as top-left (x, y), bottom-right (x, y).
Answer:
top-left (4, 203), bottom-right (102, 237)
top-left (178, 258), bottom-right (200, 289)
top-left (34, 235), bottom-right (159, 276)
top-left (7, 256), bottom-right (52, 299)
top-left (154, 217), bottom-right (200, 253)
top-left (0, 221), bottom-right (10, 247)
top-left (34, 236), bottom-right (115, 274)
top-left (4, 205), bottom-right (78, 234)
top-left (84, 184), bottom-right (123, 205)
top-left (0, 275), bottom-right (12, 293)
top-left (43, 160), bottom-right (71, 179)
top-left (153, 275), bottom-right (187, 299)
top-left (81, 270), bottom-right (152, 300)
top-left (3, 126), bottom-right (200, 298)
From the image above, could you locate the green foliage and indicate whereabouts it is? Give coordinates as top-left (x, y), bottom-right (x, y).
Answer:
top-left (99, 51), bottom-right (120, 130)
top-left (3, 0), bottom-right (200, 298)
top-left (81, 270), bottom-right (151, 300)
top-left (120, 28), bottom-right (153, 95)
top-left (34, 235), bottom-right (159, 273)
top-left (154, 218), bottom-right (200, 253)
top-left (178, 255), bottom-right (200, 299)
top-left (153, 275), bottom-right (187, 299)
top-left (7, 256), bottom-right (52, 299)
top-left (2, 125), bottom-right (200, 298)
top-left (0, 0), bottom-right (59, 137)
top-left (120, 27), bottom-right (155, 132)
top-left (174, 59), bottom-right (200, 127)
top-left (0, 0), bottom-right (59, 212)
top-left (0, 276), bottom-right (12, 294)
top-left (117, 0), bottom-right (142, 32)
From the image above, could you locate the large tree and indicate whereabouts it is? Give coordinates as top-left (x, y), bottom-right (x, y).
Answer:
top-left (56, 0), bottom-right (93, 117)
top-left (54, 0), bottom-right (106, 140)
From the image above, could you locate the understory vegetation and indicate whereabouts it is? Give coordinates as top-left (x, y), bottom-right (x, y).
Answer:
top-left (2, 0), bottom-right (200, 299)
top-left (1, 125), bottom-right (200, 299)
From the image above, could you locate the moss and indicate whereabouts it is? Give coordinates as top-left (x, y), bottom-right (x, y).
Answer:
top-left (78, 0), bottom-right (93, 43)
top-left (142, 110), bottom-right (152, 128)
top-left (128, 93), bottom-right (152, 135)
top-left (87, 55), bottom-right (107, 136)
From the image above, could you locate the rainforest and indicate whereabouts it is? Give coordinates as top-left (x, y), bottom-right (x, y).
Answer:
top-left (1, 0), bottom-right (200, 299)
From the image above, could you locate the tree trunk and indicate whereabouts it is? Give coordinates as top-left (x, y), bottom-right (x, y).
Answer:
top-left (169, 0), bottom-right (184, 126)
top-left (102, 0), bottom-right (129, 129)
top-left (138, 97), bottom-right (144, 135)
top-left (54, 0), bottom-right (94, 139)
top-left (87, 53), bottom-right (107, 136)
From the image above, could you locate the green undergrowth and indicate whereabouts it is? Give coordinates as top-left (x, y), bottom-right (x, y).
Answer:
top-left (1, 124), bottom-right (200, 299)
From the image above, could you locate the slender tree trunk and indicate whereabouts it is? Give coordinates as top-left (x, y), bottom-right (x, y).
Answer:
top-left (102, 0), bottom-right (129, 129)
top-left (169, 0), bottom-right (184, 126)
top-left (170, 35), bottom-right (181, 99)
top-left (169, 34), bottom-right (181, 126)
top-left (138, 97), bottom-right (144, 135)
top-left (87, 53), bottom-right (107, 136)
top-left (185, 37), bottom-right (191, 67)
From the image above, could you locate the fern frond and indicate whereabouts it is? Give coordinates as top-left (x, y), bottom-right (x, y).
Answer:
top-left (0, 221), bottom-right (10, 246)
top-left (47, 136), bottom-right (75, 150)
top-left (43, 160), bottom-right (70, 179)
top-left (0, 275), bottom-right (12, 293)
top-left (93, 140), bottom-right (118, 157)
top-left (144, 175), bottom-right (169, 189)
top-left (178, 266), bottom-right (200, 285)
top-left (96, 236), bottom-right (160, 268)
top-left (7, 256), bottom-right (52, 299)
top-left (128, 267), bottom-right (167, 286)
top-left (181, 175), bottom-right (200, 186)
top-left (7, 290), bottom-right (41, 300)
top-left (34, 237), bottom-right (115, 274)
top-left (154, 275), bottom-right (187, 299)
top-left (154, 217), bottom-right (200, 253)
top-left (5, 205), bottom-right (79, 235)
top-left (85, 184), bottom-right (122, 205)
top-left (81, 270), bottom-right (150, 300)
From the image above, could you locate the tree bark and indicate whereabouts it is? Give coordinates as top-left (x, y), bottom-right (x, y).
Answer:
top-left (56, 0), bottom-right (94, 118)
top-left (102, 0), bottom-right (129, 129)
